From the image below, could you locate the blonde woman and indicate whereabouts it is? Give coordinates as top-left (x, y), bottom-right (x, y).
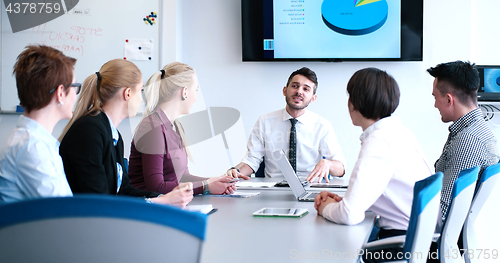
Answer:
top-left (59, 59), bottom-right (192, 207)
top-left (0, 45), bottom-right (76, 202)
top-left (128, 62), bottom-right (236, 195)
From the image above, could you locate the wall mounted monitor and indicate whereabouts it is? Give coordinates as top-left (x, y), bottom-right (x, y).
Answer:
top-left (477, 65), bottom-right (500, 101)
top-left (242, 0), bottom-right (423, 62)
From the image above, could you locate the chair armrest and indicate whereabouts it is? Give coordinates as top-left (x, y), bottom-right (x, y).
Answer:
top-left (364, 235), bottom-right (406, 251)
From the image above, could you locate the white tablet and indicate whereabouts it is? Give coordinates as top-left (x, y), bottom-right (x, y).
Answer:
top-left (253, 208), bottom-right (309, 218)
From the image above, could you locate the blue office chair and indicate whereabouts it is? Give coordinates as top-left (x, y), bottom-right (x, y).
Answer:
top-left (437, 166), bottom-right (479, 263)
top-left (363, 172), bottom-right (443, 263)
top-left (0, 195), bottom-right (207, 263)
top-left (463, 163), bottom-right (500, 263)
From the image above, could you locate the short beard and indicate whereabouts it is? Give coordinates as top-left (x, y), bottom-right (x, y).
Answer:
top-left (286, 96), bottom-right (311, 110)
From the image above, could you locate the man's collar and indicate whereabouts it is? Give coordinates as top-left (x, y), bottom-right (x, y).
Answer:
top-left (281, 108), bottom-right (310, 124)
top-left (449, 108), bottom-right (482, 136)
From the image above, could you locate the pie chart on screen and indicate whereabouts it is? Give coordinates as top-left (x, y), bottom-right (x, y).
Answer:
top-left (321, 0), bottom-right (389, 35)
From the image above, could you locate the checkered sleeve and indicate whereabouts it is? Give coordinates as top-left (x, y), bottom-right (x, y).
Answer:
top-left (439, 133), bottom-right (488, 220)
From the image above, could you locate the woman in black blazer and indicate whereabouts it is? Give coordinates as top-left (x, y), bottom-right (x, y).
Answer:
top-left (59, 59), bottom-right (193, 207)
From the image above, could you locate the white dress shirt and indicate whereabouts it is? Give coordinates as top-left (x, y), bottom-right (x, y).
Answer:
top-left (0, 115), bottom-right (73, 202)
top-left (241, 108), bottom-right (346, 178)
top-left (322, 115), bottom-right (433, 230)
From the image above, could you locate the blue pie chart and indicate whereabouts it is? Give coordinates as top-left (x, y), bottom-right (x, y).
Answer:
top-left (321, 0), bottom-right (388, 36)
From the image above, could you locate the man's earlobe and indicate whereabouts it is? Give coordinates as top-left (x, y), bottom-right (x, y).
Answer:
top-left (446, 94), bottom-right (453, 105)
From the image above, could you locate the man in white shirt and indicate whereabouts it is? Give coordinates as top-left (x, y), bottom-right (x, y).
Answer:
top-left (227, 67), bottom-right (345, 182)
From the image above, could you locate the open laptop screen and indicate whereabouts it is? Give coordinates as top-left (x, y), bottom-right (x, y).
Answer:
top-left (272, 150), bottom-right (307, 198)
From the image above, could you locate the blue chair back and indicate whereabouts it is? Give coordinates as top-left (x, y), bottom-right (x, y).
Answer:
top-left (463, 163), bottom-right (500, 263)
top-left (0, 195), bottom-right (207, 263)
top-left (403, 172), bottom-right (443, 263)
top-left (440, 166), bottom-right (479, 263)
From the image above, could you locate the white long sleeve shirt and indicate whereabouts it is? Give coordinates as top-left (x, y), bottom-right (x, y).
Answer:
top-left (241, 108), bottom-right (346, 178)
top-left (0, 115), bottom-right (73, 202)
top-left (322, 115), bottom-right (433, 230)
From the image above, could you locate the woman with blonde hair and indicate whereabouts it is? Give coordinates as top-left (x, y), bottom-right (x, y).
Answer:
top-left (128, 62), bottom-right (236, 195)
top-left (59, 59), bottom-right (192, 207)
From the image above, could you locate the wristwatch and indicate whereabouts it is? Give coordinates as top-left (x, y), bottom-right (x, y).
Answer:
top-left (202, 180), bottom-right (210, 195)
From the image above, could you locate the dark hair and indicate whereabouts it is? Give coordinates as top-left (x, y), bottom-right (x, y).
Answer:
top-left (286, 67), bottom-right (318, 94)
top-left (13, 45), bottom-right (76, 113)
top-left (427, 61), bottom-right (479, 105)
top-left (347, 68), bottom-right (400, 120)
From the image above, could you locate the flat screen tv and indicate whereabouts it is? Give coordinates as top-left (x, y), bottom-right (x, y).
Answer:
top-left (477, 65), bottom-right (500, 101)
top-left (242, 0), bottom-right (423, 62)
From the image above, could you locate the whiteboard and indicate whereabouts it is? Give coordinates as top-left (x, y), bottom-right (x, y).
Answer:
top-left (1, 0), bottom-right (162, 112)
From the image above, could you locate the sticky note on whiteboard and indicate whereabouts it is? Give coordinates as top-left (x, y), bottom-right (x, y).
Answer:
top-left (124, 39), bottom-right (154, 61)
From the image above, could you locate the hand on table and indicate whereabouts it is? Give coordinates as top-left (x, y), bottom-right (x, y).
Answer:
top-left (314, 191), bottom-right (342, 216)
top-left (306, 159), bottom-right (331, 183)
top-left (154, 182), bottom-right (193, 208)
top-left (208, 175), bottom-right (237, 195)
top-left (224, 168), bottom-right (250, 180)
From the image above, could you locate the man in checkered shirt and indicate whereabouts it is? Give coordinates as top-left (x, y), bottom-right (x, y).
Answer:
top-left (428, 61), bottom-right (499, 223)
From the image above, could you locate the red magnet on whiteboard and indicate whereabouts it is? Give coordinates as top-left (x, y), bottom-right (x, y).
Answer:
top-left (124, 57), bottom-right (127, 60)
top-left (126, 39), bottom-right (129, 42)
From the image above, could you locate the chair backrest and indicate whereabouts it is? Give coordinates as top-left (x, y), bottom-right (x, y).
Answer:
top-left (463, 163), bottom-right (500, 263)
top-left (440, 166), bottom-right (479, 263)
top-left (404, 172), bottom-right (443, 263)
top-left (0, 195), bottom-right (207, 263)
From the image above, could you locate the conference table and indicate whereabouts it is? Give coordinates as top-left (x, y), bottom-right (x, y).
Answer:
top-left (189, 178), bottom-right (376, 263)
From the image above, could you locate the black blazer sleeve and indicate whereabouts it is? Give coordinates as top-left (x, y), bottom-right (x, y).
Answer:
top-left (60, 113), bottom-right (159, 198)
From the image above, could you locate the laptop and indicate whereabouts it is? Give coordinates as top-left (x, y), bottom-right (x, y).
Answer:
top-left (272, 149), bottom-right (321, 202)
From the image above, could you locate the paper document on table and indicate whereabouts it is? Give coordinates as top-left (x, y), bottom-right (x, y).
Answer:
top-left (184, 204), bottom-right (214, 214)
top-left (211, 191), bottom-right (260, 198)
top-left (236, 182), bottom-right (276, 188)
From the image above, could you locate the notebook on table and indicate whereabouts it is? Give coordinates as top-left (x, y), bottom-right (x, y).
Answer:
top-left (272, 149), bottom-right (321, 202)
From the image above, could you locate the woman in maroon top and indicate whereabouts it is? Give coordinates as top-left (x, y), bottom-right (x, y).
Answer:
top-left (128, 62), bottom-right (236, 195)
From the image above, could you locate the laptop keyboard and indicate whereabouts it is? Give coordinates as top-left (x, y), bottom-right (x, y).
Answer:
top-left (306, 192), bottom-right (319, 199)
